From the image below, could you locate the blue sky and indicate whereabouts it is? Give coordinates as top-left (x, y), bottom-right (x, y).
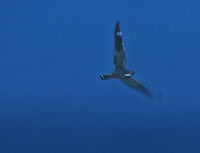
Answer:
top-left (1, 0), bottom-right (200, 152)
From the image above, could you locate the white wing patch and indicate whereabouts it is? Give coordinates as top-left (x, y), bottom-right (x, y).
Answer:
top-left (124, 73), bottom-right (132, 76)
top-left (116, 32), bottom-right (122, 36)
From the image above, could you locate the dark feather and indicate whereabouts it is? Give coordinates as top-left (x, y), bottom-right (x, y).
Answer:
top-left (121, 77), bottom-right (162, 101)
top-left (100, 21), bottom-right (162, 101)
top-left (114, 22), bottom-right (126, 71)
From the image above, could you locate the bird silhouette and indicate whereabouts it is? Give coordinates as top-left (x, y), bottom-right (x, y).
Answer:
top-left (100, 22), bottom-right (161, 100)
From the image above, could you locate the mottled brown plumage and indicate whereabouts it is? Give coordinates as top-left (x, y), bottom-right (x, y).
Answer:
top-left (100, 22), bottom-right (161, 100)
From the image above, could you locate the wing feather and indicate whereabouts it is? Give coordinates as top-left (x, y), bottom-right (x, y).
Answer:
top-left (114, 22), bottom-right (126, 71)
top-left (121, 77), bottom-right (162, 100)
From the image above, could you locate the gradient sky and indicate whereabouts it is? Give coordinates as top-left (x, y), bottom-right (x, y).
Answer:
top-left (1, 0), bottom-right (200, 153)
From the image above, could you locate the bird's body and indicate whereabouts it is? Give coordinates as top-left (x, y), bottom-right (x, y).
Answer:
top-left (100, 22), bottom-right (161, 100)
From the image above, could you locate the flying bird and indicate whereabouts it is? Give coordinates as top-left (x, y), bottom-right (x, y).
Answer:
top-left (100, 22), bottom-right (161, 100)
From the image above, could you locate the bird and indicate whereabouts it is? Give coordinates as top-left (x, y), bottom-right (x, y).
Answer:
top-left (100, 22), bottom-right (161, 100)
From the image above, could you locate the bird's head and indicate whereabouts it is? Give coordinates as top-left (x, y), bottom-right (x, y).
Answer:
top-left (124, 70), bottom-right (134, 78)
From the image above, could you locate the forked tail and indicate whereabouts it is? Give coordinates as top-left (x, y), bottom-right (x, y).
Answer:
top-left (100, 74), bottom-right (115, 80)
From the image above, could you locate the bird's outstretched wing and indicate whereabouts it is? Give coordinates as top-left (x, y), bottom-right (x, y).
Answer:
top-left (121, 77), bottom-right (162, 100)
top-left (114, 22), bottom-right (126, 71)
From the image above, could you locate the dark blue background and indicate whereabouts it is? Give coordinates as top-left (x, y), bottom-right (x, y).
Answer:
top-left (1, 0), bottom-right (200, 152)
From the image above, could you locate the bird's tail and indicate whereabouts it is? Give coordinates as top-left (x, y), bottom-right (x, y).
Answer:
top-left (100, 74), bottom-right (115, 80)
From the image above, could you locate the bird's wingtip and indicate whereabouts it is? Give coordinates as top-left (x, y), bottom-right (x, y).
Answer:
top-left (116, 21), bottom-right (120, 27)
top-left (148, 89), bottom-right (163, 103)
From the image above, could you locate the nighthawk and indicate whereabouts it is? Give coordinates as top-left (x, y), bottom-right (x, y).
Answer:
top-left (100, 22), bottom-right (161, 100)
